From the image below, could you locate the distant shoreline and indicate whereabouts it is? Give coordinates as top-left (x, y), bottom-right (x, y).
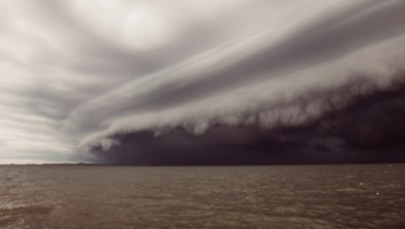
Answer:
top-left (0, 162), bottom-right (403, 166)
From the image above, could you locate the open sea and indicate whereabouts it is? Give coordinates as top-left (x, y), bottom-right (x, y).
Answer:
top-left (0, 164), bottom-right (404, 228)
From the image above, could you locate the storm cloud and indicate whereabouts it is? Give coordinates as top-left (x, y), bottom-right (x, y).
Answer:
top-left (1, 0), bottom-right (405, 164)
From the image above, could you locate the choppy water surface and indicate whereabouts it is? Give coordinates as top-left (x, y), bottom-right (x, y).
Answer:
top-left (0, 164), bottom-right (404, 228)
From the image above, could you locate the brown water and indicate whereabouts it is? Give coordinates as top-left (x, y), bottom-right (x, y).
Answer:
top-left (0, 164), bottom-right (404, 228)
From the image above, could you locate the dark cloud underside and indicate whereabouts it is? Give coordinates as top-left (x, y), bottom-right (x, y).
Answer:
top-left (93, 78), bottom-right (405, 165)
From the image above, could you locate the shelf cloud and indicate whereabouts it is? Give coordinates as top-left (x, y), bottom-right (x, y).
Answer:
top-left (1, 0), bottom-right (405, 164)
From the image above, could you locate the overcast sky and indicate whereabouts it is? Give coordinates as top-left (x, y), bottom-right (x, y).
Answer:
top-left (1, 0), bottom-right (405, 164)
